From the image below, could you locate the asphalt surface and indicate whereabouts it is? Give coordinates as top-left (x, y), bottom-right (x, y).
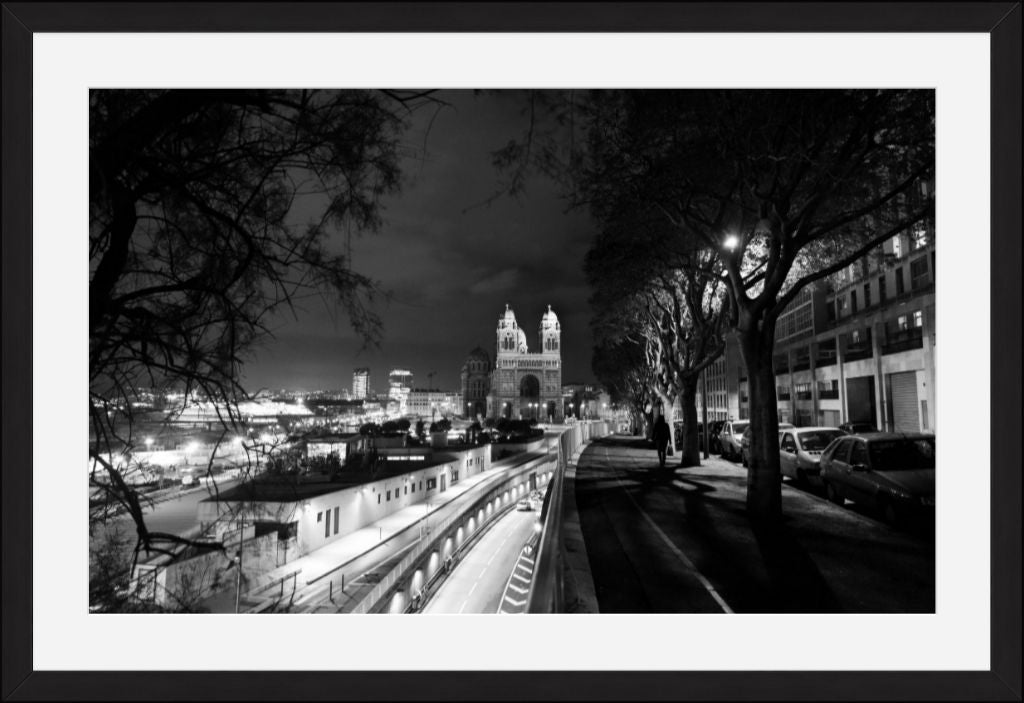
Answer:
top-left (422, 506), bottom-right (539, 614)
top-left (573, 435), bottom-right (935, 614)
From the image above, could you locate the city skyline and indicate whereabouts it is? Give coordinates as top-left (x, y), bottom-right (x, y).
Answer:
top-left (240, 91), bottom-right (597, 394)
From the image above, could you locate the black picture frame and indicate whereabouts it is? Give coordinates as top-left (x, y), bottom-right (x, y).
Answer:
top-left (2, 3), bottom-right (1020, 700)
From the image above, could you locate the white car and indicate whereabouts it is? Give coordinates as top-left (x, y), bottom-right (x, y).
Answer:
top-left (516, 499), bottom-right (532, 511)
top-left (718, 420), bottom-right (750, 461)
top-left (779, 427), bottom-right (846, 482)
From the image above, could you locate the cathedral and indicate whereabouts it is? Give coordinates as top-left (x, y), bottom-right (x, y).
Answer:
top-left (461, 304), bottom-right (563, 422)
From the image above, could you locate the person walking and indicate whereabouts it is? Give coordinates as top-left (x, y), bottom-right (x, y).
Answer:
top-left (653, 415), bottom-right (670, 468)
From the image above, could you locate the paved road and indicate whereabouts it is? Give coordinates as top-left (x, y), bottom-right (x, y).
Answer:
top-left (575, 436), bottom-right (935, 613)
top-left (422, 507), bottom-right (539, 614)
top-left (268, 450), bottom-right (555, 613)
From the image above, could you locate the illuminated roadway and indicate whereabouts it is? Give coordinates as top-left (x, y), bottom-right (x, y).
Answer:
top-left (422, 505), bottom-right (539, 614)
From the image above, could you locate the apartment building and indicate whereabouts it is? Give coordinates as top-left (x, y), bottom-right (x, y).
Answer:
top-left (694, 224), bottom-right (935, 434)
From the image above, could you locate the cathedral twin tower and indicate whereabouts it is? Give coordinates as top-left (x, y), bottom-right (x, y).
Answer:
top-left (460, 304), bottom-right (563, 423)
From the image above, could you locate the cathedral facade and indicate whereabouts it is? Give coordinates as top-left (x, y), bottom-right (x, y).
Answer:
top-left (485, 304), bottom-right (563, 423)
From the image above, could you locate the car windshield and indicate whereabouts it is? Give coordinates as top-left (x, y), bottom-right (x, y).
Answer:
top-left (869, 438), bottom-right (935, 470)
top-left (733, 422), bottom-right (749, 434)
top-left (799, 430), bottom-right (845, 451)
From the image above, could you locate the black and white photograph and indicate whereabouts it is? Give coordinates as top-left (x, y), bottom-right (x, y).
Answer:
top-left (88, 88), bottom-right (938, 616)
top-left (4, 7), bottom-right (1020, 698)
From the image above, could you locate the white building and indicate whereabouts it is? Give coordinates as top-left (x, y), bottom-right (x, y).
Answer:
top-left (352, 368), bottom-right (370, 400)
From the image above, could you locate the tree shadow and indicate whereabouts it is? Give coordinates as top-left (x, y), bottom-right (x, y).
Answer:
top-left (747, 517), bottom-right (842, 613)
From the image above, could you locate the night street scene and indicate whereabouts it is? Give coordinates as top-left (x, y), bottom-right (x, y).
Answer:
top-left (89, 89), bottom-right (935, 615)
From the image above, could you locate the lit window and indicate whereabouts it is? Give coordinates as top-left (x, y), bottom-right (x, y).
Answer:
top-left (898, 315), bottom-right (909, 331)
top-left (912, 223), bottom-right (929, 250)
top-left (913, 310), bottom-right (923, 328)
top-left (891, 235), bottom-right (903, 259)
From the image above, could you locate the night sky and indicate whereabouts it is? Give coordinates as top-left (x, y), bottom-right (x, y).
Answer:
top-left (242, 91), bottom-right (598, 395)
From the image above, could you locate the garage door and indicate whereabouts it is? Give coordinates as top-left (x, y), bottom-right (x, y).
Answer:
top-left (890, 371), bottom-right (920, 432)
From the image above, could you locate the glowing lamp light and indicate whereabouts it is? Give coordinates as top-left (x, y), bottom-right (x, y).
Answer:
top-left (723, 234), bottom-right (740, 251)
top-left (144, 437), bottom-right (154, 448)
top-left (185, 441), bottom-right (198, 453)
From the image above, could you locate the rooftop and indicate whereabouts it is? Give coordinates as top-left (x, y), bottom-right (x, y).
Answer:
top-left (202, 452), bottom-right (465, 503)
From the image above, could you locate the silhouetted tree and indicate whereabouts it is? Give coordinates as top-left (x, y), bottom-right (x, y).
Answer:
top-left (89, 89), bottom-right (445, 603)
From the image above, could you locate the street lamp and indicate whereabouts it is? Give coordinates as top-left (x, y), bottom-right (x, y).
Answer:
top-left (723, 234), bottom-right (740, 252)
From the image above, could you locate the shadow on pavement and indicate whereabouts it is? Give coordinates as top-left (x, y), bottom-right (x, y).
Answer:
top-left (748, 519), bottom-right (843, 613)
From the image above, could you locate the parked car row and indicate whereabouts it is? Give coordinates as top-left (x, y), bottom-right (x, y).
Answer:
top-left (716, 419), bottom-right (934, 525)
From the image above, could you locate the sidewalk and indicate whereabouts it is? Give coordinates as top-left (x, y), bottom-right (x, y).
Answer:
top-left (563, 434), bottom-right (935, 614)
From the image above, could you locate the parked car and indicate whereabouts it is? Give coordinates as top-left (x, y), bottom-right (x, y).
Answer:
top-left (673, 421), bottom-right (718, 452)
top-left (779, 427), bottom-right (846, 483)
top-left (740, 423), bottom-right (795, 467)
top-left (516, 499), bottom-right (532, 511)
top-left (838, 421), bottom-right (878, 435)
top-left (819, 432), bottom-right (935, 524)
top-left (718, 420), bottom-right (750, 461)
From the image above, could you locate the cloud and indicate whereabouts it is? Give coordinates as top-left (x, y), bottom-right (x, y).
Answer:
top-left (468, 268), bottom-right (519, 295)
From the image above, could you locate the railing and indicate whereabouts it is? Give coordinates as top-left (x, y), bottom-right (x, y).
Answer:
top-left (526, 421), bottom-right (610, 613)
top-left (348, 451), bottom-right (555, 614)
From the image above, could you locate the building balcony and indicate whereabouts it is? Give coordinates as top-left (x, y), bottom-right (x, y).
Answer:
top-left (882, 333), bottom-right (924, 355)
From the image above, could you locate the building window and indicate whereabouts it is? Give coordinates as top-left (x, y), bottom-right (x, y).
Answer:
top-left (378, 495), bottom-right (381, 504)
top-left (895, 267), bottom-right (905, 295)
top-left (850, 290), bottom-right (858, 314)
top-left (334, 507), bottom-right (340, 535)
top-left (913, 310), bottom-right (923, 328)
top-left (325, 509), bottom-right (331, 538)
top-left (912, 223), bottom-right (929, 250)
top-left (891, 235), bottom-right (903, 259)
top-left (878, 275), bottom-right (887, 303)
top-left (317, 512), bottom-right (323, 522)
top-left (863, 283), bottom-right (871, 308)
top-left (404, 485), bottom-right (408, 495)
top-left (794, 383), bottom-right (813, 401)
top-left (818, 380), bottom-right (839, 399)
top-left (897, 314), bottom-right (909, 331)
top-left (851, 329), bottom-right (861, 344)
top-left (387, 490), bottom-right (391, 501)
top-left (910, 257), bottom-right (929, 290)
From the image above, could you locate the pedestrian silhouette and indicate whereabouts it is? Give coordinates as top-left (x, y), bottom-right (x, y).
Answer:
top-left (653, 415), bottom-right (670, 468)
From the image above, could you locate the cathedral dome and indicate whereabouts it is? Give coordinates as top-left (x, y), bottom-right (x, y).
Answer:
top-left (502, 304), bottom-right (518, 324)
top-left (466, 346), bottom-right (490, 362)
top-left (540, 304), bottom-right (559, 325)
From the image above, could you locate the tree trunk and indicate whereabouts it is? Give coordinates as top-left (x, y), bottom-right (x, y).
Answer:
top-left (738, 325), bottom-right (783, 522)
top-left (678, 376), bottom-right (701, 467)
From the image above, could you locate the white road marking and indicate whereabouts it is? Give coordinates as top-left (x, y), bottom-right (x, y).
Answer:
top-left (468, 581), bottom-right (478, 596)
top-left (504, 595), bottom-right (526, 607)
top-left (512, 572), bottom-right (531, 583)
top-left (458, 601), bottom-right (468, 614)
top-left (520, 555), bottom-right (534, 564)
top-left (608, 448), bottom-right (734, 614)
top-left (508, 583), bottom-right (528, 595)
